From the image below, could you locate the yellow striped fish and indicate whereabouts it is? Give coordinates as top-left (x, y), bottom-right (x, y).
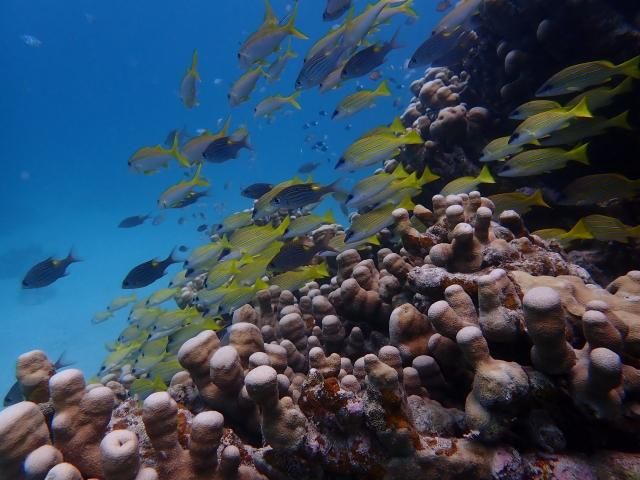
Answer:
top-left (565, 76), bottom-right (633, 111)
top-left (509, 100), bottom-right (561, 120)
top-left (269, 263), bottom-right (330, 292)
top-left (499, 144), bottom-right (589, 177)
top-left (441, 165), bottom-right (495, 195)
top-left (479, 136), bottom-right (527, 163)
top-left (336, 129), bottom-right (423, 171)
top-left (559, 173), bottom-right (640, 206)
top-left (223, 217), bottom-right (290, 255)
top-left (488, 190), bottom-right (549, 215)
top-left (345, 196), bottom-right (415, 243)
top-left (332, 80), bottom-right (391, 120)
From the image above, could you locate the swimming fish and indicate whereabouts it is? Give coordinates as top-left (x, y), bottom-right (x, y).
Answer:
top-left (509, 100), bottom-right (562, 120)
top-left (342, 0), bottom-right (393, 51)
top-left (171, 191), bottom-right (209, 210)
top-left (328, 232), bottom-right (381, 252)
top-left (180, 119), bottom-right (231, 165)
top-left (229, 66), bottom-right (266, 106)
top-left (122, 249), bottom-right (180, 289)
top-left (487, 190), bottom-right (549, 215)
top-left (216, 279), bottom-right (271, 315)
top-left (305, 23), bottom-right (346, 63)
top-left (351, 167), bottom-right (439, 209)
top-left (297, 162), bottom-right (321, 174)
top-left (185, 241), bottom-right (227, 274)
top-left (214, 210), bottom-right (254, 235)
top-left (533, 221), bottom-right (593, 248)
top-left (22, 250), bottom-right (80, 289)
top-left (205, 259), bottom-right (241, 290)
top-left (241, 183), bottom-right (274, 199)
top-left (254, 92), bottom-right (301, 118)
top-left (21, 34), bottom-right (42, 48)
top-left (336, 128), bottom-right (423, 171)
top-left (345, 197), bottom-right (415, 244)
top-left (3, 353), bottom-right (72, 407)
top-left (180, 50), bottom-right (200, 109)
top-left (479, 136), bottom-right (527, 163)
top-left (432, 0), bottom-right (482, 35)
top-left (269, 263), bottom-right (331, 292)
top-left (408, 27), bottom-right (470, 68)
top-left (537, 110), bottom-right (631, 147)
top-left (158, 164), bottom-right (209, 209)
top-left (283, 211), bottom-right (337, 239)
top-left (129, 376), bottom-right (168, 400)
top-left (234, 243), bottom-right (283, 286)
top-left (107, 294), bottom-right (138, 312)
top-left (345, 165), bottom-right (411, 209)
top-left (266, 40), bottom-right (298, 83)
top-left (128, 134), bottom-right (190, 174)
top-left (579, 215), bottom-right (640, 244)
top-left (332, 80), bottom-right (391, 120)
top-left (202, 128), bottom-right (252, 163)
top-left (271, 180), bottom-right (342, 210)
top-left (296, 39), bottom-right (349, 90)
top-left (224, 217), bottom-right (291, 256)
top-left (499, 144), bottom-right (589, 177)
top-left (564, 76), bottom-right (634, 111)
top-left (508, 98), bottom-right (593, 146)
top-left (253, 177), bottom-right (306, 219)
top-left (559, 173), bottom-right (640, 206)
top-left (374, 0), bottom-right (417, 24)
top-left (341, 29), bottom-right (402, 81)
top-left (238, 0), bottom-right (307, 68)
top-left (118, 214), bottom-right (150, 228)
top-left (436, 0), bottom-right (452, 12)
top-left (536, 56), bottom-right (640, 97)
top-left (440, 165), bottom-right (495, 195)
top-left (146, 287), bottom-right (179, 307)
top-left (323, 0), bottom-right (351, 21)
top-left (91, 310), bottom-right (114, 324)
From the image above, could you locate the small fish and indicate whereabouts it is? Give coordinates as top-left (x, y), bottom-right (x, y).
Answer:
top-left (266, 40), bottom-right (298, 83)
top-left (432, 0), bottom-right (482, 35)
top-left (229, 66), bottom-right (267, 106)
top-left (185, 241), bottom-right (227, 273)
top-left (129, 376), bottom-right (168, 400)
top-left (269, 242), bottom-right (321, 271)
top-left (559, 173), bottom-right (640, 206)
top-left (324, 0), bottom-right (351, 20)
top-left (479, 136), bottom-right (526, 163)
top-left (197, 224), bottom-right (208, 233)
top-left (3, 353), bottom-right (71, 407)
top-left (533, 221), bottom-right (594, 248)
top-left (341, 29), bottom-right (402, 81)
top-left (178, 245), bottom-right (189, 253)
top-left (537, 110), bottom-right (631, 147)
top-left (158, 164), bottom-right (209, 209)
top-left (91, 310), bottom-right (114, 325)
top-left (508, 98), bottom-right (593, 146)
top-left (336, 128), bottom-right (423, 171)
top-left (441, 165), bottom-right (495, 195)
top-left (346, 165), bottom-right (411, 209)
top-left (345, 197), bottom-right (415, 244)
top-left (22, 250), bottom-right (80, 289)
top-left (283, 211), bottom-right (337, 239)
top-left (181, 119), bottom-right (231, 165)
top-left (369, 71), bottom-right (382, 81)
top-left (332, 80), bottom-right (391, 120)
top-left (564, 76), bottom-right (634, 111)
top-left (146, 287), bottom-right (179, 306)
top-left (296, 38), bottom-right (349, 90)
top-left (180, 50), bottom-right (200, 109)
top-left (328, 232), bottom-right (381, 252)
top-left (118, 214), bottom-right (150, 228)
top-left (269, 263), bottom-right (331, 292)
top-left (224, 217), bottom-right (291, 256)
top-left (202, 128), bottom-right (252, 163)
top-left (255, 92), bottom-right (301, 118)
top-left (205, 259), bottom-right (242, 290)
top-left (375, 0), bottom-right (418, 24)
top-left (108, 294), bottom-right (138, 312)
top-left (169, 190), bottom-right (209, 209)
top-left (499, 144), bottom-right (589, 178)
top-left (580, 215), bottom-right (640, 244)
top-left (436, 0), bottom-right (452, 12)
top-left (536, 56), bottom-right (640, 97)
top-left (128, 134), bottom-right (190, 174)
top-left (297, 162), bottom-right (321, 174)
top-left (122, 249), bottom-right (180, 289)
top-left (21, 34), bottom-right (42, 48)
top-left (488, 190), bottom-right (550, 215)
top-left (214, 210), bottom-right (254, 235)
top-left (342, 0), bottom-right (394, 50)
top-left (253, 178), bottom-right (306, 219)
top-left (509, 100), bottom-right (562, 120)
top-left (271, 180), bottom-right (342, 210)
top-left (238, 0), bottom-right (307, 68)
top-left (234, 243), bottom-right (283, 285)
top-left (408, 27), bottom-right (470, 68)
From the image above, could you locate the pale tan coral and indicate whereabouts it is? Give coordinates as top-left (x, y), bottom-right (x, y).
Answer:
top-left (100, 430), bottom-right (158, 480)
top-left (477, 269), bottom-right (523, 344)
top-left (389, 303), bottom-right (433, 362)
top-left (15, 350), bottom-right (56, 404)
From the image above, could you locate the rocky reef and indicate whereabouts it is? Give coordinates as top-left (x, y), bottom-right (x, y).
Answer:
top-left (2, 194), bottom-right (640, 480)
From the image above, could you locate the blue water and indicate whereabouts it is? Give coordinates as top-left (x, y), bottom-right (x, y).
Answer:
top-left (0, 0), bottom-right (438, 397)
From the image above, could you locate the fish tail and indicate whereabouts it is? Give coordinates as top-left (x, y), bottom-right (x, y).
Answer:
top-left (376, 80), bottom-right (391, 96)
top-left (191, 164), bottom-right (210, 187)
top-left (219, 116), bottom-right (232, 136)
top-left (401, 0), bottom-right (418, 19)
top-left (419, 166), bottom-right (440, 184)
top-left (253, 278), bottom-right (270, 292)
top-left (402, 129), bottom-right (425, 144)
top-left (190, 50), bottom-right (200, 79)
top-left (606, 110), bottom-right (632, 131)
top-left (629, 225), bottom-right (640, 239)
top-left (612, 76), bottom-right (634, 96)
top-left (566, 219), bottom-right (593, 241)
top-left (171, 134), bottom-right (191, 168)
top-left (287, 91), bottom-right (302, 109)
top-left (66, 248), bottom-right (82, 263)
top-left (286, 1), bottom-right (308, 40)
top-left (398, 195), bottom-right (416, 211)
top-left (167, 247), bottom-right (182, 265)
top-left (314, 262), bottom-right (330, 279)
top-left (617, 55), bottom-right (640, 79)
top-left (285, 39), bottom-right (298, 58)
top-left (477, 165), bottom-right (496, 184)
top-left (388, 26), bottom-right (404, 50)
top-left (277, 216), bottom-right (292, 236)
top-left (389, 116), bottom-right (405, 135)
top-left (219, 235), bottom-right (234, 251)
top-left (530, 189), bottom-right (550, 208)
top-left (263, 0), bottom-right (277, 24)
top-left (568, 143), bottom-right (590, 166)
top-left (568, 97), bottom-right (593, 119)
top-left (324, 210), bottom-right (337, 225)
top-left (54, 351), bottom-right (74, 370)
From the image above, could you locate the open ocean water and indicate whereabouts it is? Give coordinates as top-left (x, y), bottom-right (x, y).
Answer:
top-left (0, 1), bottom-right (437, 398)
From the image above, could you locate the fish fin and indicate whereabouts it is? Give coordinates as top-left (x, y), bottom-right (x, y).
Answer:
top-left (54, 352), bottom-right (74, 370)
top-left (612, 76), bottom-right (634, 96)
top-left (568, 97), bottom-right (593, 119)
top-left (477, 165), bottom-right (496, 184)
top-left (263, 0), bottom-right (277, 24)
top-left (285, 2), bottom-right (308, 39)
top-left (219, 116), bottom-right (232, 136)
top-left (388, 117), bottom-right (405, 135)
top-left (191, 164), bottom-right (210, 187)
top-left (402, 129), bottom-right (424, 144)
top-left (313, 262), bottom-right (330, 278)
top-left (285, 39), bottom-right (298, 58)
top-left (530, 189), bottom-right (550, 208)
top-left (323, 210), bottom-right (337, 225)
top-left (253, 278), bottom-right (270, 291)
top-left (568, 143), bottom-right (590, 166)
top-left (189, 50), bottom-right (199, 79)
top-left (170, 134), bottom-right (191, 168)
top-left (219, 236), bottom-right (234, 251)
top-left (287, 91), bottom-right (302, 109)
top-left (419, 166), bottom-right (440, 184)
top-left (397, 195), bottom-right (416, 211)
top-left (400, 0), bottom-right (418, 19)
top-left (391, 163), bottom-right (410, 178)
top-left (153, 376), bottom-right (168, 391)
top-left (366, 234), bottom-right (381, 246)
top-left (376, 80), bottom-right (391, 96)
top-left (629, 225), bottom-right (640, 239)
top-left (606, 110), bottom-right (632, 130)
top-left (66, 248), bottom-right (82, 263)
top-left (277, 216), bottom-right (292, 236)
top-left (616, 55), bottom-right (640, 79)
top-left (566, 219), bottom-right (593, 241)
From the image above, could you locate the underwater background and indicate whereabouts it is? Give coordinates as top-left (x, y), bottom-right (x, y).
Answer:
top-left (0, 1), bottom-right (435, 398)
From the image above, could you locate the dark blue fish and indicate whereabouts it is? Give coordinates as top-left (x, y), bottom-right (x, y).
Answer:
top-left (3, 353), bottom-right (73, 407)
top-left (118, 214), bottom-right (150, 228)
top-left (323, 0), bottom-right (351, 21)
top-left (122, 249), bottom-right (180, 289)
top-left (297, 161), bottom-right (321, 173)
top-left (178, 245), bottom-right (189, 253)
top-left (271, 180), bottom-right (341, 210)
top-left (296, 37), bottom-right (349, 90)
top-left (197, 224), bottom-right (208, 232)
top-left (241, 183), bottom-right (274, 199)
top-left (269, 242), bottom-right (321, 271)
top-left (341, 28), bottom-right (402, 80)
top-left (22, 250), bottom-right (80, 289)
top-left (202, 131), bottom-right (252, 163)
